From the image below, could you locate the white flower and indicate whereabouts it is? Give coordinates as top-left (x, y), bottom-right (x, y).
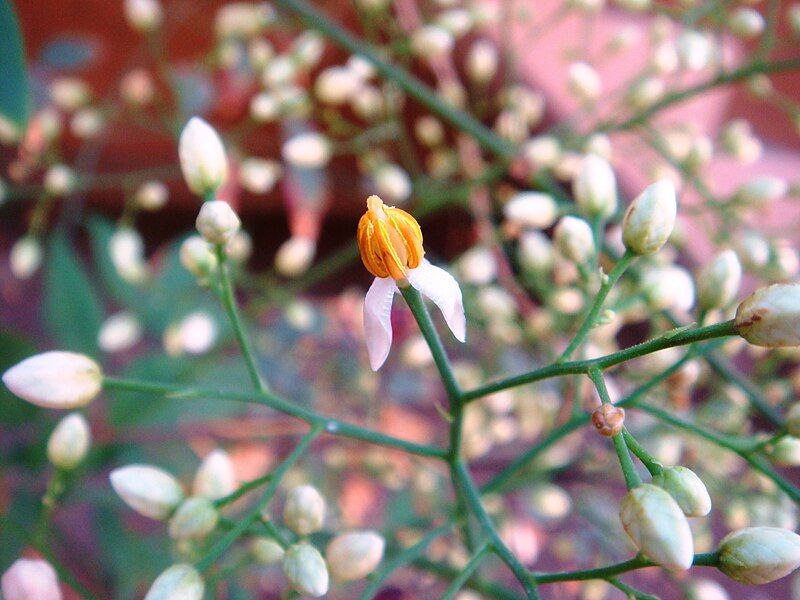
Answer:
top-left (47, 412), bottom-right (91, 469)
top-left (110, 464), bottom-right (184, 520)
top-left (195, 200), bottom-right (240, 245)
top-left (718, 527), bottom-right (800, 584)
top-left (144, 564), bottom-right (204, 600)
top-left (178, 117), bottom-right (228, 196)
top-left (622, 179), bottom-right (677, 255)
top-left (574, 153), bottom-right (617, 218)
top-left (735, 284), bottom-right (800, 347)
top-left (326, 531), bottom-right (385, 581)
top-left (2, 559), bottom-right (62, 600)
top-left (3, 352), bottom-right (102, 409)
top-left (283, 543), bottom-right (329, 597)
top-left (284, 484), bottom-right (326, 535)
top-left (193, 449), bottom-right (237, 500)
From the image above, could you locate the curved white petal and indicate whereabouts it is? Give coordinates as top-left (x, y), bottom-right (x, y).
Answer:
top-left (363, 277), bottom-right (398, 370)
top-left (407, 260), bottom-right (466, 343)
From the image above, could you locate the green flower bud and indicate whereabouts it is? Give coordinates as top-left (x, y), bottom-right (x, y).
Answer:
top-left (768, 436), bottom-right (800, 466)
top-left (284, 485), bottom-right (326, 536)
top-left (651, 466), bottom-right (711, 517)
top-left (622, 179), bottom-right (677, 255)
top-left (696, 250), bottom-right (742, 311)
top-left (718, 527), bottom-right (800, 584)
top-left (168, 497), bottom-right (219, 540)
top-left (251, 537), bottom-right (285, 565)
top-left (283, 543), bottom-right (329, 597)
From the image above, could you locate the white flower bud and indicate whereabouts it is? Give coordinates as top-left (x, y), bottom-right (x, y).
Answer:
top-left (728, 8), bottom-right (765, 39)
top-left (284, 484), bottom-right (326, 535)
top-left (70, 108), bottom-right (103, 138)
top-left (135, 180), bottom-right (169, 210)
top-left (250, 92), bottom-right (280, 122)
top-left (2, 558), bottom-right (62, 600)
top-left (436, 8), bottom-right (473, 36)
top-left (651, 41), bottom-right (678, 74)
top-left (282, 132), bottom-right (332, 169)
top-left (180, 235), bottom-right (218, 281)
top-left (373, 163), bottom-right (412, 204)
top-left (620, 483), bottom-right (694, 570)
top-left (567, 62), bottom-right (602, 103)
top-left (465, 40), bottom-right (498, 85)
top-left (584, 133), bottom-right (612, 161)
top-left (326, 531), bottom-right (385, 582)
top-left (574, 154), bottom-right (617, 218)
top-left (47, 412), bottom-right (91, 469)
top-left (110, 227), bottom-right (148, 284)
top-left (718, 527), bottom-right (800, 584)
top-left (457, 246), bottom-right (496, 285)
top-left (109, 464), bottom-right (184, 520)
top-left (195, 200), bottom-right (240, 246)
top-left (626, 77), bottom-right (665, 109)
top-left (410, 25), bottom-right (454, 59)
top-left (503, 192), bottom-right (558, 229)
top-left (50, 78), bottom-right (91, 111)
top-left (0, 115), bottom-right (21, 144)
top-left (735, 176), bottom-right (788, 205)
top-left (768, 436), bottom-right (800, 466)
top-left (144, 564), bottom-right (204, 600)
top-left (735, 284), bottom-right (800, 347)
top-left (414, 116), bottom-right (445, 147)
top-left (696, 250), bottom-right (742, 311)
top-left (251, 537), bottom-right (285, 564)
top-left (193, 449), bottom-right (237, 500)
top-left (3, 352), bottom-right (102, 409)
top-left (168, 497), bottom-right (219, 540)
top-left (685, 578), bottom-right (730, 600)
top-left (518, 231), bottom-right (554, 273)
top-left (98, 311), bottom-right (142, 353)
top-left (614, 0), bottom-right (651, 10)
top-left (167, 312), bottom-right (218, 355)
top-left (720, 120), bottom-right (762, 164)
top-left (622, 179), bottom-right (677, 255)
top-left (10, 236), bottom-right (43, 280)
top-left (44, 164), bottom-right (76, 197)
top-left (641, 265), bottom-right (695, 312)
top-left (120, 69), bottom-right (156, 106)
top-left (214, 3), bottom-right (270, 39)
top-left (522, 135), bottom-right (562, 169)
top-left (227, 231), bottom-right (253, 264)
top-left (314, 66), bottom-right (362, 105)
top-left (125, 0), bottom-right (162, 32)
top-left (275, 236), bottom-right (316, 277)
top-left (787, 403), bottom-right (800, 438)
top-left (651, 466), bottom-right (712, 517)
top-left (791, 4), bottom-right (800, 36)
top-left (291, 32), bottom-right (324, 69)
top-left (677, 30), bottom-right (713, 71)
top-left (239, 158), bottom-right (281, 194)
top-left (283, 543), bottom-right (329, 597)
top-left (554, 216), bottom-right (595, 264)
top-left (179, 118), bottom-right (228, 196)
top-left (351, 85), bottom-right (384, 120)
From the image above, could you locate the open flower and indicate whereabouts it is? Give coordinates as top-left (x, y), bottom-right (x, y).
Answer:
top-left (357, 195), bottom-right (465, 370)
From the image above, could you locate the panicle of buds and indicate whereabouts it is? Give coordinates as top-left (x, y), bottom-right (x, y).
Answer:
top-left (718, 527), bottom-right (800, 584)
top-left (47, 412), bottom-right (91, 470)
top-left (591, 404), bottom-right (625, 436)
top-left (734, 284), bottom-right (800, 347)
top-left (3, 351), bottom-right (102, 409)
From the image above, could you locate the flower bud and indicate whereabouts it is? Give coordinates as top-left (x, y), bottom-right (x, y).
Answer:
top-left (144, 564), bottom-right (204, 600)
top-left (591, 404), bottom-right (625, 436)
top-left (44, 164), bottom-right (76, 197)
top-left (436, 8), bottom-right (473, 37)
top-left (135, 181), bottom-right (169, 210)
top-left (3, 352), bottom-right (102, 409)
top-left (574, 154), bottom-right (617, 218)
top-left (786, 403), bottom-right (800, 438)
top-left (522, 135), bottom-right (561, 169)
top-left (677, 30), bottom-right (713, 71)
top-left (728, 8), bottom-right (764, 39)
top-left (767, 436), bottom-right (800, 466)
top-left (179, 118), bottom-right (228, 196)
top-left (291, 31), bottom-right (324, 68)
top-left (195, 200), bottom-right (240, 246)
top-left (465, 39), bottom-right (498, 85)
top-left (2, 558), bottom-right (62, 600)
top-left (125, 0), bottom-right (162, 32)
top-left (735, 176), bottom-right (788, 205)
top-left (282, 132), bottom-right (332, 169)
top-left (98, 311), bottom-right (142, 353)
top-left (109, 464), bottom-right (184, 520)
top-left (275, 236), bottom-right (317, 278)
top-left (553, 216), bottom-right (595, 264)
top-left (50, 77), bottom-right (91, 111)
top-left (685, 578), bottom-right (730, 600)
top-left (734, 284), bottom-right (800, 347)
top-left (696, 250), bottom-right (742, 311)
top-left (120, 68), bottom-right (155, 106)
top-left (250, 92), bottom-right (280, 122)
top-left (10, 236), bottom-right (43, 280)
top-left (518, 231), bottom-right (554, 273)
top-left (718, 527), bottom-right (800, 584)
top-left (410, 25), bottom-right (454, 59)
top-left (251, 537), bottom-right (285, 565)
top-left (239, 158), bottom-right (281, 194)
top-left (373, 163), bottom-right (412, 204)
top-left (314, 66), bottom-right (362, 105)
top-left (568, 62), bottom-right (601, 103)
top-left (651, 466), bottom-right (711, 517)
top-left (284, 484), bottom-right (326, 535)
top-left (180, 235), bottom-right (218, 282)
top-left (283, 543), bottom-right (329, 597)
top-left (168, 497), bottom-right (219, 540)
top-left (622, 179), bottom-right (677, 255)
top-left (619, 483), bottom-right (694, 570)
top-left (47, 413), bottom-right (91, 469)
top-left (641, 264), bottom-right (695, 312)
top-left (110, 227), bottom-right (148, 284)
top-left (326, 531), bottom-right (385, 582)
top-left (504, 192), bottom-right (558, 229)
top-left (193, 449), bottom-right (237, 500)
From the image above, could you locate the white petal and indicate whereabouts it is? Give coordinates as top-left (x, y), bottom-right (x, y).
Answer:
top-left (407, 260), bottom-right (466, 343)
top-left (363, 277), bottom-right (397, 370)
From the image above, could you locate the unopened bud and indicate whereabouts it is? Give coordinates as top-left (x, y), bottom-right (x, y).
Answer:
top-left (193, 449), bottom-right (237, 500)
top-left (125, 0), bottom-right (162, 32)
top-left (282, 132), bottom-right (332, 169)
top-left (50, 77), bottom-right (91, 111)
top-left (10, 236), bottom-right (42, 280)
top-left (314, 66), bottom-right (362, 105)
top-left (110, 227), bottom-right (149, 284)
top-left (734, 284), bottom-right (800, 347)
top-left (283, 543), bottom-right (329, 597)
top-left (239, 158), bottom-right (281, 194)
top-left (410, 25), bottom-right (454, 60)
top-left (568, 62), bottom-right (601, 103)
top-left (144, 564), bottom-right (204, 600)
top-left (767, 436), bottom-right (800, 466)
top-left (275, 236), bottom-right (316, 277)
top-left (135, 181), bottom-right (169, 210)
top-left (373, 163), bottom-right (412, 204)
top-left (522, 135), bottom-right (561, 169)
top-left (504, 192), bottom-right (558, 229)
top-left (735, 176), bottom-right (788, 205)
top-left (554, 216), bottom-right (595, 264)
top-left (696, 250), bottom-right (742, 311)
top-left (326, 531), bottom-right (385, 582)
top-left (518, 231), bottom-right (554, 273)
top-left (574, 154), bottom-right (617, 218)
top-left (196, 200), bottom-right (240, 246)
top-left (179, 118), bottom-right (228, 196)
top-left (168, 497), bottom-right (219, 540)
top-left (109, 464), bottom-right (184, 520)
top-left (651, 466), bottom-right (711, 517)
top-left (284, 484), bottom-right (326, 535)
top-left (120, 68), bottom-right (155, 106)
top-left (622, 179), bottom-right (677, 255)
top-left (728, 8), bottom-right (764, 39)
top-left (677, 30), bottom-right (713, 71)
top-left (44, 164), bottom-right (76, 197)
top-left (180, 235), bottom-right (218, 282)
top-left (465, 40), bottom-right (498, 85)
top-left (98, 311), bottom-right (142, 353)
top-left (47, 412), bottom-right (91, 469)
top-left (591, 404), bottom-right (625, 436)
top-left (251, 537), bottom-right (285, 565)
top-left (3, 351), bottom-right (102, 409)
top-left (718, 527), bottom-right (800, 584)
top-left (2, 558), bottom-right (61, 600)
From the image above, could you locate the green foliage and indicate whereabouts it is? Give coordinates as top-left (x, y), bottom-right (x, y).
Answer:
top-left (0, 0), bottom-right (30, 131)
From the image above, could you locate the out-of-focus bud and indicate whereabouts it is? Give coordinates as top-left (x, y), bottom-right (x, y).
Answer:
top-left (70, 108), bottom-right (103, 138)
top-left (457, 246), bottom-right (496, 285)
top-left (574, 154), bottom-right (617, 218)
top-left (651, 41), bottom-right (679, 74)
top-left (109, 464), bottom-right (184, 520)
top-left (734, 284), bottom-right (800, 347)
top-left (227, 231), bottom-right (252, 264)
top-left (50, 77), bottom-right (91, 111)
top-left (250, 92), bottom-right (280, 122)
top-left (622, 179), bottom-right (676, 255)
top-left (125, 0), bottom-right (163, 32)
top-left (251, 537), bottom-right (285, 565)
top-left (193, 449), bottom-right (237, 500)
top-left (465, 39), bottom-right (498, 85)
top-left (728, 8), bottom-right (765, 39)
top-left (291, 31), bottom-right (324, 69)
top-left (522, 136), bottom-right (562, 170)
top-left (282, 132), bottom-right (332, 169)
top-left (737, 230), bottom-right (771, 271)
top-left (786, 403), bottom-right (800, 437)
top-left (135, 180), bottom-right (169, 211)
top-left (641, 265), bottom-right (695, 312)
top-left (791, 4), bottom-right (800, 36)
top-left (614, 0), bottom-right (651, 10)
top-left (165, 311), bottom-right (218, 356)
top-left (326, 531), bottom-right (385, 582)
top-left (284, 484), bottom-right (326, 535)
top-left (747, 74), bottom-right (774, 98)
top-left (677, 30), bottom-right (713, 71)
top-left (351, 85), bottom-right (384, 120)
top-left (120, 68), bottom-right (155, 106)
top-left (591, 404), bottom-right (625, 436)
top-left (180, 235), bottom-right (218, 282)
top-left (98, 311), bottom-right (142, 353)
top-left (214, 3), bottom-right (272, 39)
top-left (415, 115), bottom-right (445, 147)
top-left (720, 120), bottom-right (762, 164)
top-left (735, 176), bottom-right (788, 206)
top-left (315, 66), bottom-right (363, 105)
top-left (111, 227), bottom-right (149, 284)
top-left (239, 158), bottom-right (281, 194)
top-left (696, 250), bottom-right (742, 311)
top-left (651, 466), bottom-right (711, 517)
top-left (3, 351), bottom-right (102, 409)
top-left (10, 236), bottom-right (43, 280)
top-left (410, 25), bottom-right (454, 59)
top-left (619, 483), bottom-right (694, 570)
top-left (275, 236), bottom-right (316, 277)
top-left (718, 527), bottom-right (800, 584)
top-left (47, 412), bottom-right (91, 469)
top-left (373, 163), bottom-right (412, 204)
top-left (0, 115), bottom-right (21, 144)
top-left (44, 164), bottom-right (76, 197)
top-left (554, 216), bottom-right (595, 264)
top-left (283, 543), bottom-right (329, 597)
top-left (2, 558), bottom-right (62, 600)
top-left (144, 564), bottom-right (204, 600)
top-left (767, 436), bottom-right (800, 466)
top-left (626, 77), bottom-right (665, 110)
top-left (685, 578), bottom-right (730, 600)
top-left (568, 62), bottom-right (601, 103)
top-left (518, 231), bottom-right (554, 273)
top-left (504, 192), bottom-right (558, 229)
top-left (436, 8), bottom-right (473, 37)
top-left (195, 200), bottom-right (240, 246)
top-left (168, 497), bottom-right (219, 540)
top-left (179, 118), bottom-right (228, 196)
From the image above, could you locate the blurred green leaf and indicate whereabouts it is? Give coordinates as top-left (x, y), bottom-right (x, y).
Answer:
top-left (0, 492), bottom-right (39, 571)
top-left (0, 0), bottom-right (31, 131)
top-left (0, 329), bottom-right (40, 424)
top-left (44, 230), bottom-right (104, 354)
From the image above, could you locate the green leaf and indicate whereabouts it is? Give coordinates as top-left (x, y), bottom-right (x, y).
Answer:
top-left (43, 230), bottom-right (104, 353)
top-left (0, 328), bottom-right (40, 424)
top-left (0, 0), bottom-right (31, 131)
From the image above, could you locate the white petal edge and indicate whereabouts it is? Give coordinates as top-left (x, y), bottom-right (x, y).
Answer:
top-left (407, 260), bottom-right (466, 343)
top-left (363, 277), bottom-right (398, 371)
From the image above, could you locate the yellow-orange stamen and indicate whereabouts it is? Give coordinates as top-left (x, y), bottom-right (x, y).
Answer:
top-left (357, 195), bottom-right (424, 281)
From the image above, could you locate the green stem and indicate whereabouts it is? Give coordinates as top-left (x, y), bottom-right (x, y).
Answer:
top-left (214, 473), bottom-right (273, 508)
top-left (439, 543), bottom-right (491, 600)
top-left (533, 552), bottom-right (719, 583)
top-left (622, 429), bottom-right (664, 476)
top-left (412, 557), bottom-right (520, 600)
